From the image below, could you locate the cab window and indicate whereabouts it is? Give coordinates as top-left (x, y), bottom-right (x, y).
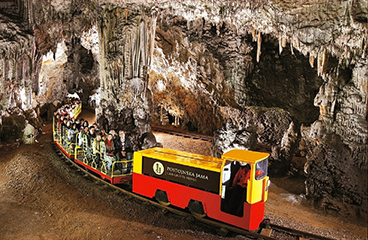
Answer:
top-left (255, 158), bottom-right (268, 180)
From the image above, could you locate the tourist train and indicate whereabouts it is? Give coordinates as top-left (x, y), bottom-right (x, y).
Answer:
top-left (53, 99), bottom-right (271, 231)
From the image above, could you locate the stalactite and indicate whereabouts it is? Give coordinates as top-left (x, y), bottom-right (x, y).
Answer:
top-left (139, 21), bottom-right (146, 77)
top-left (22, 57), bottom-right (27, 86)
top-left (309, 54), bottom-right (315, 68)
top-left (279, 35), bottom-right (283, 54)
top-left (256, 31), bottom-right (261, 63)
top-left (148, 15), bottom-right (157, 67)
top-left (290, 42), bottom-right (294, 55)
top-left (361, 37), bottom-right (366, 59)
top-left (9, 59), bottom-right (15, 81)
top-left (282, 35), bottom-right (287, 48)
top-left (16, 56), bottom-right (23, 84)
top-left (4, 58), bottom-right (9, 82)
top-left (317, 48), bottom-right (328, 78)
top-left (0, 57), bottom-right (4, 92)
top-left (251, 28), bottom-right (257, 42)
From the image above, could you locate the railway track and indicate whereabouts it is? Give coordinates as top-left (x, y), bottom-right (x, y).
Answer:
top-left (152, 125), bottom-right (214, 142)
top-left (52, 142), bottom-right (336, 240)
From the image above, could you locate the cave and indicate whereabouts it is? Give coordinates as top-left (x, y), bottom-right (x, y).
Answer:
top-left (0, 0), bottom-right (367, 237)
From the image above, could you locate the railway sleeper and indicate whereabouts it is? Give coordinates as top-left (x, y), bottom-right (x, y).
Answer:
top-left (217, 227), bottom-right (229, 237)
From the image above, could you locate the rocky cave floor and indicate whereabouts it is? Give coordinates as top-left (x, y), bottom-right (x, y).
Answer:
top-left (0, 116), bottom-right (367, 239)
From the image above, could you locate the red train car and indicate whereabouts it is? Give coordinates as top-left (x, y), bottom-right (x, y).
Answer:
top-left (132, 147), bottom-right (270, 231)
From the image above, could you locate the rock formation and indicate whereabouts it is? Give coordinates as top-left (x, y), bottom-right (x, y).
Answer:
top-left (0, 0), bottom-right (366, 221)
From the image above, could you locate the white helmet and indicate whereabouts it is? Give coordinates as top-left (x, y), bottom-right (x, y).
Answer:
top-left (239, 162), bottom-right (248, 166)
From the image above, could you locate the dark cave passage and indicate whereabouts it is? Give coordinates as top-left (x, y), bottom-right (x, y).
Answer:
top-left (245, 35), bottom-right (323, 126)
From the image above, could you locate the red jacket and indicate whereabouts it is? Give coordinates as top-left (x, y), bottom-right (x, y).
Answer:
top-left (106, 139), bottom-right (115, 156)
top-left (232, 167), bottom-right (251, 188)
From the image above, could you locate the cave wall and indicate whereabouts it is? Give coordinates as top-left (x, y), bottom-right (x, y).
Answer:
top-left (0, 1), bottom-right (99, 141)
top-left (0, 1), bottom-right (39, 142)
top-left (95, 3), bottom-right (156, 149)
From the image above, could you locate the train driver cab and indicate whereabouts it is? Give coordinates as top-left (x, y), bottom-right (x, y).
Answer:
top-left (220, 149), bottom-right (270, 218)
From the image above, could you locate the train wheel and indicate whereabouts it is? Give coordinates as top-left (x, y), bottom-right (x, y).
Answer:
top-left (155, 190), bottom-right (170, 206)
top-left (188, 200), bottom-right (206, 218)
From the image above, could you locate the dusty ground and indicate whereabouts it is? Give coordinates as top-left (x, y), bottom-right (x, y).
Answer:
top-left (0, 118), bottom-right (367, 239)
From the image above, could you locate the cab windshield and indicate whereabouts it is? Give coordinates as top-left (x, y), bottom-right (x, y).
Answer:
top-left (255, 158), bottom-right (268, 180)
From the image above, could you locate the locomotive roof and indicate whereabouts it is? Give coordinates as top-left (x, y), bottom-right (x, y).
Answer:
top-left (138, 147), bottom-right (224, 171)
top-left (221, 149), bottom-right (269, 164)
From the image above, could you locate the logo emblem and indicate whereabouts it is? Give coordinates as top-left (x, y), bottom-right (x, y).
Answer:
top-left (153, 162), bottom-right (164, 175)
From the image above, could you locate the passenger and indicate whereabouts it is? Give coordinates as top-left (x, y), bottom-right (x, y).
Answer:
top-left (83, 120), bottom-right (89, 129)
top-left (109, 130), bottom-right (120, 158)
top-left (92, 134), bottom-right (102, 167)
top-left (100, 129), bottom-right (107, 140)
top-left (68, 123), bottom-right (79, 144)
top-left (78, 126), bottom-right (85, 147)
top-left (58, 116), bottom-right (64, 130)
top-left (228, 162), bottom-right (251, 216)
top-left (79, 118), bottom-right (85, 129)
top-left (89, 126), bottom-right (96, 139)
top-left (118, 131), bottom-right (133, 160)
top-left (54, 114), bottom-right (61, 135)
top-left (75, 119), bottom-right (81, 129)
top-left (84, 126), bottom-right (92, 161)
top-left (118, 130), bottom-right (133, 173)
top-left (61, 117), bottom-right (68, 146)
top-left (92, 122), bottom-right (98, 130)
top-left (105, 134), bottom-right (116, 172)
top-left (232, 163), bottom-right (251, 189)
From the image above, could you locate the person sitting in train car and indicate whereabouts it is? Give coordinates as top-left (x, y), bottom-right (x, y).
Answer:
top-left (79, 118), bottom-right (85, 129)
top-left (89, 126), bottom-right (96, 139)
top-left (105, 134), bottom-right (116, 172)
top-left (77, 126), bottom-right (85, 147)
top-left (68, 123), bottom-right (79, 144)
top-left (75, 119), bottom-right (81, 129)
top-left (92, 122), bottom-right (98, 130)
top-left (70, 117), bottom-right (76, 125)
top-left (117, 130), bottom-right (134, 173)
top-left (99, 129), bottom-right (106, 140)
top-left (54, 113), bottom-right (61, 128)
top-left (61, 117), bottom-right (69, 146)
top-left (227, 162), bottom-right (251, 216)
top-left (232, 163), bottom-right (251, 188)
top-left (117, 131), bottom-right (133, 159)
top-left (83, 126), bottom-right (92, 160)
top-left (92, 134), bottom-right (102, 167)
top-left (64, 120), bottom-right (72, 147)
top-left (58, 115), bottom-right (64, 130)
top-left (82, 120), bottom-right (89, 129)
top-left (109, 130), bottom-right (120, 158)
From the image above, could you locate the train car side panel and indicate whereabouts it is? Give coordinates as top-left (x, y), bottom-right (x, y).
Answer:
top-left (132, 172), bottom-right (264, 230)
